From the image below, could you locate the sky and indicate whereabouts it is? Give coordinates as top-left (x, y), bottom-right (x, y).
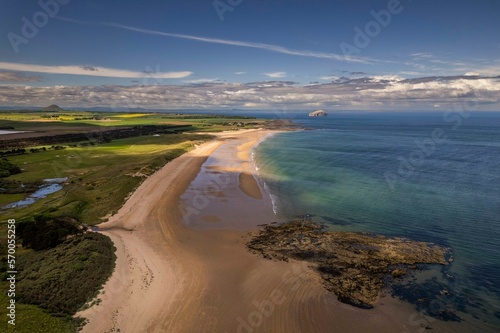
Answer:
top-left (0, 0), bottom-right (499, 111)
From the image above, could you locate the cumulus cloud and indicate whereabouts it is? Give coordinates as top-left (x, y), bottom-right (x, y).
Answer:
top-left (1, 75), bottom-right (499, 111)
top-left (0, 72), bottom-right (42, 82)
top-left (0, 62), bottom-right (192, 79)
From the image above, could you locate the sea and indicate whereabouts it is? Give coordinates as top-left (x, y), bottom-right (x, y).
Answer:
top-left (249, 111), bottom-right (500, 330)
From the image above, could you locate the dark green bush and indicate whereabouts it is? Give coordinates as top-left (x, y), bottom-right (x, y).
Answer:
top-left (0, 158), bottom-right (21, 177)
top-left (17, 215), bottom-right (82, 251)
top-left (17, 233), bottom-right (116, 315)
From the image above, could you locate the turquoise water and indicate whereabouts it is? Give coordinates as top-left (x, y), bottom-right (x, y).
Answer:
top-left (254, 112), bottom-right (500, 328)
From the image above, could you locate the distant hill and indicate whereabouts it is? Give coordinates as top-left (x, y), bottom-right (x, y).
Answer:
top-left (41, 104), bottom-right (64, 112)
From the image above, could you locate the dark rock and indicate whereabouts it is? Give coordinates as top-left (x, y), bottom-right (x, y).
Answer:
top-left (391, 269), bottom-right (407, 278)
top-left (247, 219), bottom-right (449, 309)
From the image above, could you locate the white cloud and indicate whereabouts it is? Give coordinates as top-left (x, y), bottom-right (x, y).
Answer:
top-left (398, 71), bottom-right (421, 76)
top-left (405, 53), bottom-right (500, 78)
top-left (2, 75), bottom-right (499, 111)
top-left (57, 17), bottom-right (375, 64)
top-left (0, 61), bottom-right (192, 79)
top-left (263, 72), bottom-right (286, 78)
top-left (319, 76), bottom-right (340, 81)
top-left (184, 78), bottom-right (219, 84)
top-left (234, 71), bottom-right (247, 75)
top-left (411, 52), bottom-right (434, 59)
top-left (465, 65), bottom-right (500, 76)
top-left (369, 75), bottom-right (404, 82)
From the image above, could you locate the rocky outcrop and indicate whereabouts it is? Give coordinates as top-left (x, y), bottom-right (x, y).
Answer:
top-left (247, 219), bottom-right (449, 309)
top-left (309, 110), bottom-right (327, 116)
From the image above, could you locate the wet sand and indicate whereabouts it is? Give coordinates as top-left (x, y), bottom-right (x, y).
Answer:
top-left (77, 128), bottom-right (482, 333)
top-left (239, 171), bottom-right (263, 199)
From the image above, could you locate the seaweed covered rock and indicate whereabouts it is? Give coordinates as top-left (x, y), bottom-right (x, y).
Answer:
top-left (247, 219), bottom-right (449, 309)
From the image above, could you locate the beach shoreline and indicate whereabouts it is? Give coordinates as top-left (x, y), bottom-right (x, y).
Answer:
top-left (76, 128), bottom-right (478, 333)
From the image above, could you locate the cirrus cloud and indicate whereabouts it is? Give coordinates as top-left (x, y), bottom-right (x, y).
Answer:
top-left (56, 17), bottom-right (375, 64)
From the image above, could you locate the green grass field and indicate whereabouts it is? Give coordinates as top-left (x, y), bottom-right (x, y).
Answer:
top-left (0, 110), bottom-right (266, 132)
top-left (1, 132), bottom-right (213, 224)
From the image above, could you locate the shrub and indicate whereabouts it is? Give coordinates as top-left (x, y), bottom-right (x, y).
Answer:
top-left (0, 158), bottom-right (21, 177)
top-left (17, 215), bottom-right (82, 251)
top-left (17, 233), bottom-right (116, 315)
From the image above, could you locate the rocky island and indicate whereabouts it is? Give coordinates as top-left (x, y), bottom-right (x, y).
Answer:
top-left (247, 219), bottom-right (450, 309)
top-left (309, 109), bottom-right (328, 116)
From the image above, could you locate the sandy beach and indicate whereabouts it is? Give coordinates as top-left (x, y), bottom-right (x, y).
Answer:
top-left (77, 128), bottom-right (478, 333)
